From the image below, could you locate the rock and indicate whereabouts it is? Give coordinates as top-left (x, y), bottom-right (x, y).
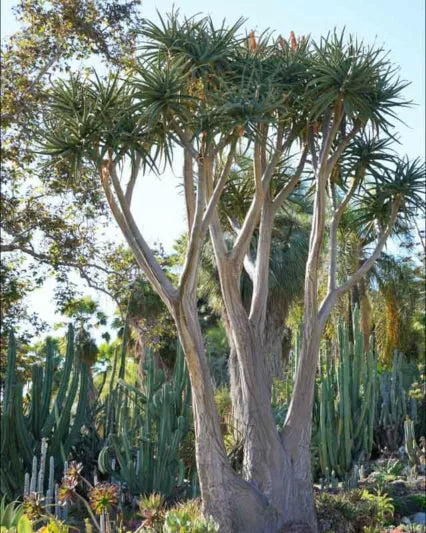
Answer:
top-left (412, 512), bottom-right (426, 525)
top-left (397, 446), bottom-right (407, 459)
top-left (387, 479), bottom-right (408, 496)
top-left (281, 524), bottom-right (315, 533)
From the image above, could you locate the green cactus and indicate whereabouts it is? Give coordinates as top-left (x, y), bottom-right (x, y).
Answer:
top-left (376, 351), bottom-right (417, 450)
top-left (98, 344), bottom-right (194, 499)
top-left (404, 418), bottom-right (420, 467)
top-left (0, 326), bottom-right (91, 499)
top-left (316, 307), bottom-right (378, 478)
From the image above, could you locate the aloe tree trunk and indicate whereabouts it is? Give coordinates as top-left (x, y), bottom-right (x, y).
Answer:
top-left (264, 309), bottom-right (290, 382)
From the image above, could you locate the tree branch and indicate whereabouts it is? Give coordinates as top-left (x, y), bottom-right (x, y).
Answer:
top-left (183, 148), bottom-right (196, 231)
top-left (201, 140), bottom-right (237, 234)
top-left (248, 141), bottom-right (306, 330)
top-left (230, 125), bottom-right (287, 267)
top-left (327, 175), bottom-right (361, 293)
top-left (308, 125), bottom-right (318, 172)
top-left (326, 123), bottom-right (361, 173)
top-left (272, 144), bottom-right (308, 213)
top-left (319, 196), bottom-right (402, 327)
top-left (178, 156), bottom-right (207, 293)
top-left (248, 197), bottom-right (274, 330)
top-left (318, 100), bottom-right (344, 173)
top-left (243, 252), bottom-right (256, 281)
top-left (125, 153), bottom-right (141, 206)
top-left (101, 160), bottom-right (178, 306)
top-left (172, 121), bottom-right (198, 158)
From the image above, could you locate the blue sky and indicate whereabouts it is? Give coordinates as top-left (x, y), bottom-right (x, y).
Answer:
top-left (2, 0), bottom-right (425, 335)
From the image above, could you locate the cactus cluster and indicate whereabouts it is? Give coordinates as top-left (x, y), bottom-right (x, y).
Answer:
top-left (376, 352), bottom-right (420, 451)
top-left (98, 344), bottom-right (195, 499)
top-left (316, 307), bottom-right (378, 478)
top-left (404, 418), bottom-right (421, 468)
top-left (1, 327), bottom-right (196, 504)
top-left (0, 326), bottom-right (90, 499)
top-left (22, 438), bottom-right (68, 521)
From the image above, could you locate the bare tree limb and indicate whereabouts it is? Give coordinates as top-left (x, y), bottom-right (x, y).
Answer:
top-left (308, 126), bottom-right (318, 172)
top-left (180, 139), bottom-right (237, 294)
top-left (178, 156), bottom-right (207, 293)
top-left (243, 252), bottom-right (256, 281)
top-left (172, 121), bottom-right (199, 158)
top-left (272, 144), bottom-right (308, 213)
top-left (327, 174), bottom-right (361, 293)
top-left (249, 197), bottom-right (274, 329)
top-left (125, 153), bottom-right (142, 206)
top-left (1, 242), bottom-right (113, 276)
top-left (319, 196), bottom-right (402, 327)
top-left (183, 148), bottom-right (196, 231)
top-left (318, 100), bottom-right (344, 173)
top-left (326, 124), bottom-right (361, 173)
top-left (102, 160), bottom-right (178, 306)
top-left (231, 125), bottom-right (287, 267)
top-left (201, 141), bottom-right (238, 234)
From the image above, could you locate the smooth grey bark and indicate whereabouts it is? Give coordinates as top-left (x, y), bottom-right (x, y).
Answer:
top-left (204, 133), bottom-right (321, 531)
top-left (174, 298), bottom-right (283, 532)
top-left (280, 111), bottom-right (402, 531)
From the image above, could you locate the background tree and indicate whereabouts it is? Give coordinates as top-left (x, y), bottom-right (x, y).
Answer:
top-left (1, 0), bottom-right (143, 348)
top-left (369, 254), bottom-right (424, 363)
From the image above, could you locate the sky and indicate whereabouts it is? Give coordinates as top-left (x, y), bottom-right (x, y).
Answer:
top-left (2, 0), bottom-right (425, 338)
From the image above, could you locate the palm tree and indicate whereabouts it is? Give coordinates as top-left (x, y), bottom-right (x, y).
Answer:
top-left (369, 253), bottom-right (424, 363)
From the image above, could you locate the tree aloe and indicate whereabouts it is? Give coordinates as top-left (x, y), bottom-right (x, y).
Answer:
top-left (40, 14), bottom-right (425, 532)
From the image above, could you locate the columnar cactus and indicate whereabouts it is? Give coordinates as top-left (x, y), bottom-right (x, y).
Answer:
top-left (98, 344), bottom-right (194, 498)
top-left (0, 326), bottom-right (91, 499)
top-left (404, 418), bottom-right (420, 467)
top-left (376, 351), bottom-right (420, 450)
top-left (317, 307), bottom-right (378, 478)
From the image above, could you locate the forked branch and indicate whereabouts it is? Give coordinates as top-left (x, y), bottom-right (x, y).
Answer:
top-left (319, 196), bottom-right (402, 327)
top-left (102, 159), bottom-right (178, 306)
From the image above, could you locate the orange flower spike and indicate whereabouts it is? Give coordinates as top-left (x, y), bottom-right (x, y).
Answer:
top-left (290, 31), bottom-right (297, 50)
top-left (249, 31), bottom-right (257, 50)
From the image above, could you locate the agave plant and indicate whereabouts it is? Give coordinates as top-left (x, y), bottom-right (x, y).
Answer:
top-left (0, 496), bottom-right (24, 530)
top-left (138, 493), bottom-right (165, 531)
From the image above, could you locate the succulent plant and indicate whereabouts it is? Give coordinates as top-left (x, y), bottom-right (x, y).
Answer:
top-left (0, 327), bottom-right (91, 499)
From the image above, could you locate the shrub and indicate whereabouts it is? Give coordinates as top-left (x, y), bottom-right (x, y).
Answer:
top-left (0, 496), bottom-right (24, 529)
top-left (164, 500), bottom-right (219, 533)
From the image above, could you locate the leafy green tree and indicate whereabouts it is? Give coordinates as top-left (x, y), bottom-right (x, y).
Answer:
top-left (370, 254), bottom-right (424, 362)
top-left (1, 0), bottom-right (142, 344)
top-left (39, 14), bottom-right (424, 532)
